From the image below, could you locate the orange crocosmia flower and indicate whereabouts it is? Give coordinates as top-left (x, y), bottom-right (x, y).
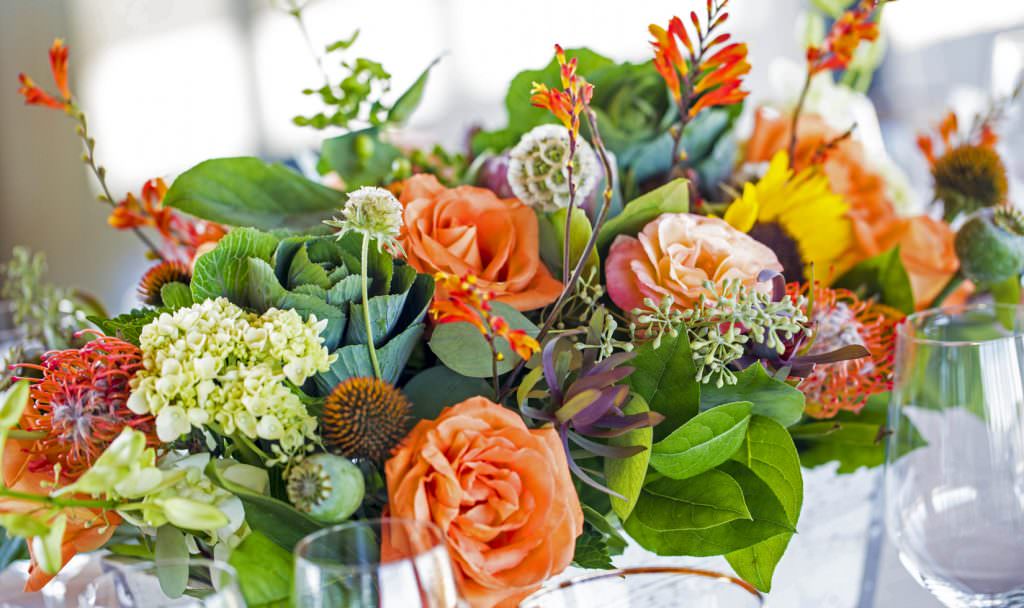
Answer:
top-left (806, 0), bottom-right (879, 75)
top-left (385, 397), bottom-right (583, 608)
top-left (916, 110), bottom-right (999, 167)
top-left (16, 39), bottom-right (72, 111)
top-left (530, 44), bottom-right (592, 137)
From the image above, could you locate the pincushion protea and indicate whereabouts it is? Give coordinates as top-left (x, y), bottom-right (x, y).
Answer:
top-left (13, 332), bottom-right (158, 481)
top-left (791, 284), bottom-right (901, 419)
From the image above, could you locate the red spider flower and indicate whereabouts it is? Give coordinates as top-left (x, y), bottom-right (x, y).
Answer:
top-left (109, 178), bottom-right (226, 263)
top-left (530, 44), bottom-right (593, 138)
top-left (790, 283), bottom-right (901, 419)
top-left (16, 39), bottom-right (72, 111)
top-left (12, 332), bottom-right (159, 482)
top-left (649, 1), bottom-right (750, 119)
top-left (806, 0), bottom-right (880, 75)
top-left (431, 272), bottom-right (541, 361)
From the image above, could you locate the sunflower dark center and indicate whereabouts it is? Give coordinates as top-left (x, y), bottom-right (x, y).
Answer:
top-left (748, 222), bottom-right (804, 283)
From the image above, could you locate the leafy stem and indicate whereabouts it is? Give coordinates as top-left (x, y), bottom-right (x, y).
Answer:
top-left (360, 234), bottom-right (382, 379)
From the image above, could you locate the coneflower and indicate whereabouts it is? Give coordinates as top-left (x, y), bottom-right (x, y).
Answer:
top-left (933, 144), bottom-right (1008, 221)
top-left (137, 260), bottom-right (191, 306)
top-left (321, 377), bottom-right (412, 463)
top-left (13, 332), bottom-right (158, 481)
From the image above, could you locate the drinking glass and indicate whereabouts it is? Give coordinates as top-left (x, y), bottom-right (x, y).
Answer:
top-left (885, 303), bottom-right (1024, 607)
top-left (76, 558), bottom-right (244, 607)
top-left (520, 567), bottom-right (763, 608)
top-left (293, 517), bottom-right (462, 608)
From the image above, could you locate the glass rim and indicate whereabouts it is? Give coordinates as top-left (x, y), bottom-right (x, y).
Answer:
top-left (293, 516), bottom-right (446, 571)
top-left (898, 302), bottom-right (1024, 347)
top-left (523, 566), bottom-right (764, 603)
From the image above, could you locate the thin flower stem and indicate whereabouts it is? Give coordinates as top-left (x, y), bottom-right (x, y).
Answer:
top-left (487, 338), bottom-right (501, 401)
top-left (0, 487), bottom-right (119, 510)
top-left (562, 133), bottom-right (578, 284)
top-left (361, 234), bottom-right (382, 379)
top-left (289, 7), bottom-right (331, 90)
top-left (787, 73), bottom-right (812, 166)
top-left (6, 430), bottom-right (47, 441)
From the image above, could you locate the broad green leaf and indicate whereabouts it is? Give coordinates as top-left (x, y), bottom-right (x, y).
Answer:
top-left (287, 244), bottom-right (333, 290)
top-left (191, 228), bottom-right (280, 303)
top-left (206, 460), bottom-right (325, 551)
top-left (318, 128), bottom-right (401, 189)
top-left (88, 308), bottom-right (165, 346)
top-left (315, 322), bottom-right (425, 390)
top-left (159, 282), bottom-right (193, 309)
top-left (650, 401), bottom-right (751, 480)
top-left (632, 470), bottom-right (751, 531)
top-left (625, 461), bottom-right (794, 557)
top-left (544, 207), bottom-right (600, 281)
top-left (345, 292), bottom-right (411, 347)
top-left (403, 366), bottom-right (493, 420)
top-left (726, 533), bottom-right (793, 593)
top-left (154, 526), bottom-right (188, 599)
top-left (700, 363), bottom-right (804, 428)
top-left (573, 505), bottom-right (627, 570)
top-left (605, 395), bottom-right (653, 520)
top-left (164, 157), bottom-right (343, 230)
top-left (597, 179), bottom-right (689, 253)
top-left (834, 246), bottom-right (915, 315)
top-left (228, 530), bottom-right (293, 607)
top-left (0, 381), bottom-right (30, 430)
top-left (428, 302), bottom-right (539, 378)
top-left (387, 57), bottom-right (441, 125)
top-left (0, 513), bottom-right (48, 538)
top-left (626, 330), bottom-right (700, 441)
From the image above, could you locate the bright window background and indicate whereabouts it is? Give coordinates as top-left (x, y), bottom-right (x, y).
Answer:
top-left (2, 0), bottom-right (1023, 311)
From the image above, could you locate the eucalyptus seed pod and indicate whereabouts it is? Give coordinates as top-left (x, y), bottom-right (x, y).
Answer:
top-left (286, 453), bottom-right (365, 523)
top-left (954, 207), bottom-right (1024, 285)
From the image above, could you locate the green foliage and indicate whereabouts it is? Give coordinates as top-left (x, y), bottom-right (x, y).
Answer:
top-left (163, 157), bottom-right (344, 231)
top-left (626, 330), bottom-right (700, 441)
top-left (572, 505), bottom-right (627, 570)
top-left (834, 246), bottom-right (915, 314)
top-left (229, 531), bottom-right (293, 607)
top-left (541, 207), bottom-right (600, 281)
top-left (650, 401), bottom-right (751, 480)
top-left (597, 179), bottom-right (689, 254)
top-left (159, 282), bottom-right (193, 309)
top-left (605, 395), bottom-right (653, 520)
top-left (793, 392), bottom-right (900, 473)
top-left (427, 302), bottom-right (539, 378)
top-left (89, 307), bottom-right (165, 346)
top-left (317, 128), bottom-right (402, 189)
top-left (154, 526), bottom-right (188, 598)
top-left (188, 228), bottom-right (433, 392)
top-left (403, 366), bottom-right (493, 421)
top-left (700, 363), bottom-right (805, 428)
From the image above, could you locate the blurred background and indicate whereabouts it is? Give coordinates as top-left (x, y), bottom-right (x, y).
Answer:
top-left (2, 0), bottom-right (1024, 313)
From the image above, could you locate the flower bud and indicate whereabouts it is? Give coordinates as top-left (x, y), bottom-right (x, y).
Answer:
top-left (954, 207), bottom-right (1024, 285)
top-left (159, 497), bottom-right (230, 531)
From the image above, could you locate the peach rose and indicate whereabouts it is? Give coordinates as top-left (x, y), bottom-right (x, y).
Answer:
top-left (397, 174), bottom-right (562, 311)
top-left (2, 437), bottom-right (119, 592)
top-left (746, 108), bottom-right (963, 308)
top-left (385, 397), bottom-right (583, 608)
top-left (606, 213), bottom-right (782, 312)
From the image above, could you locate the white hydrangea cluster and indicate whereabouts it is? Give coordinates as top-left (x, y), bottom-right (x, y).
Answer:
top-left (129, 298), bottom-right (335, 464)
top-left (507, 124), bottom-right (600, 212)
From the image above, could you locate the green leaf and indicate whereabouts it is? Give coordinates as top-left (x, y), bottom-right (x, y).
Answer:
top-left (597, 179), bottom-right (689, 254)
top-left (316, 322), bottom-right (425, 390)
top-left (793, 391), bottom-right (899, 473)
top-left (544, 207), bottom-right (600, 281)
top-left (191, 228), bottom-right (280, 303)
top-left (834, 246), bottom-right (915, 315)
top-left (387, 57), bottom-right (441, 125)
top-left (159, 282), bottom-right (193, 309)
top-left (632, 470), bottom-right (751, 531)
top-left (228, 530), bottom-right (293, 607)
top-left (403, 366), bottom-right (493, 420)
top-left (428, 302), bottom-right (539, 378)
top-left (345, 292), bottom-right (411, 347)
top-left (154, 526), bottom-right (188, 599)
top-left (318, 128), bottom-right (401, 189)
top-left (650, 401), bottom-right (751, 480)
top-left (88, 308), bottom-right (164, 345)
top-left (287, 244), bottom-right (333, 290)
top-left (0, 513), bottom-right (49, 538)
top-left (605, 394), bottom-right (653, 520)
top-left (626, 330), bottom-right (700, 441)
top-left (624, 462), bottom-right (794, 557)
top-left (573, 505), bottom-right (627, 570)
top-left (164, 157), bottom-right (343, 230)
top-left (700, 363), bottom-right (804, 428)
top-left (206, 461), bottom-right (325, 551)
top-left (0, 381), bottom-right (30, 430)
top-left (726, 533), bottom-right (793, 593)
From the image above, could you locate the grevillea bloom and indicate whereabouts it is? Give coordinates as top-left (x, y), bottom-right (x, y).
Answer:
top-left (606, 212), bottom-right (781, 313)
top-left (791, 283), bottom-right (900, 418)
top-left (396, 174), bottom-right (562, 311)
top-left (385, 397), bottom-right (583, 608)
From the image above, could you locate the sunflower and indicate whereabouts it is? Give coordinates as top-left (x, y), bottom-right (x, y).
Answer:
top-left (725, 151), bottom-right (853, 281)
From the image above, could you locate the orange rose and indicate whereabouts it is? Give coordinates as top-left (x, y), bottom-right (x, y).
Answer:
top-left (2, 437), bottom-right (119, 592)
top-left (385, 397), bottom-right (583, 608)
top-left (746, 108), bottom-right (962, 308)
top-left (397, 174), bottom-right (562, 311)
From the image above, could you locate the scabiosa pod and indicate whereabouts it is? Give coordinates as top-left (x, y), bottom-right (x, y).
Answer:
top-left (507, 124), bottom-right (600, 212)
top-left (324, 186), bottom-right (405, 256)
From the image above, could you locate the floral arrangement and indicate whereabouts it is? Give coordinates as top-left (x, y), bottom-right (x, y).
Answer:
top-left (4, 1), bottom-right (1023, 606)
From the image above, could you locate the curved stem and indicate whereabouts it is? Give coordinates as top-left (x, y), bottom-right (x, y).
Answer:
top-left (562, 134), bottom-right (578, 284)
top-left (787, 73), bottom-right (812, 166)
top-left (928, 271), bottom-right (965, 310)
top-left (290, 8), bottom-right (331, 90)
top-left (0, 487), bottom-right (119, 510)
top-left (361, 234), bottom-right (382, 379)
